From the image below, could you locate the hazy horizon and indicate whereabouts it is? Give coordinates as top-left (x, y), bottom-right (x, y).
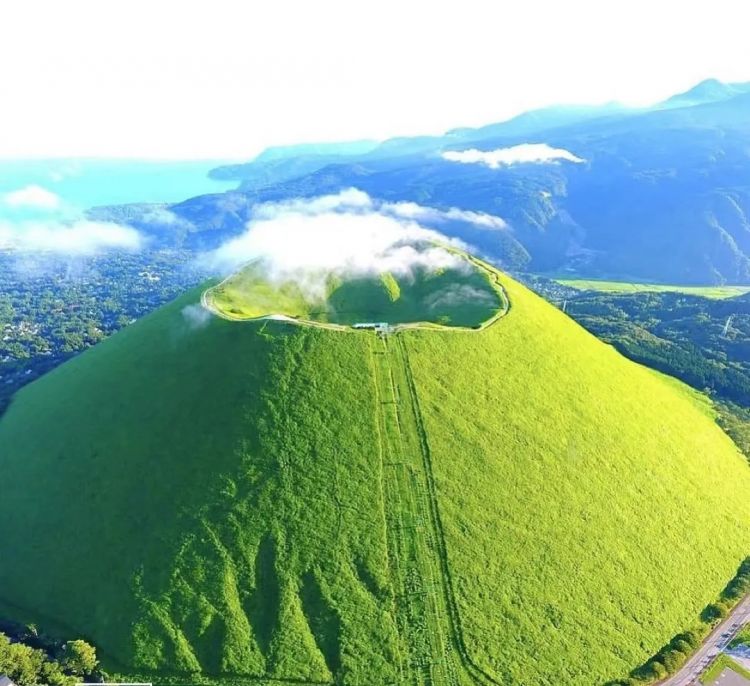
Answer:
top-left (0, 74), bottom-right (745, 163)
top-left (2, 0), bottom-right (750, 160)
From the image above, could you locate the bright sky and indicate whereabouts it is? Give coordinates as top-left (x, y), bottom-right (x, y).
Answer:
top-left (1, 0), bottom-right (749, 159)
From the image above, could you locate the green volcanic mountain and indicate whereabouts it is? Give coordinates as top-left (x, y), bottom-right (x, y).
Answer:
top-left (0, 258), bottom-right (749, 686)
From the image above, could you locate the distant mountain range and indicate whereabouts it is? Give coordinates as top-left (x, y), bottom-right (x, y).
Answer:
top-left (93, 78), bottom-right (750, 284)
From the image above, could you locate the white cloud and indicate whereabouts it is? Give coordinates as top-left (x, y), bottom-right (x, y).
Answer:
top-left (247, 189), bottom-right (507, 231)
top-left (382, 201), bottom-right (507, 230)
top-left (441, 143), bottom-right (585, 169)
top-left (0, 220), bottom-right (143, 255)
top-left (182, 303), bottom-right (212, 329)
top-left (206, 209), bottom-right (460, 278)
top-left (203, 189), bottom-right (472, 299)
top-left (139, 206), bottom-right (196, 229)
top-left (424, 283), bottom-right (498, 311)
top-left (252, 188), bottom-right (374, 219)
top-left (3, 185), bottom-right (61, 209)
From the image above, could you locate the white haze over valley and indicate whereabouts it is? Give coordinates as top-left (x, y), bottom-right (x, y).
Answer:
top-left (0, 181), bottom-right (510, 267)
top-left (0, 183), bottom-right (143, 255)
top-left (442, 143), bottom-right (585, 169)
top-left (203, 189), bottom-right (506, 298)
top-left (0, 219), bottom-right (142, 255)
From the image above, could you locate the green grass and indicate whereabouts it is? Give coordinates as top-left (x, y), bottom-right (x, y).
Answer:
top-left (555, 278), bottom-right (750, 299)
top-left (701, 654), bottom-right (750, 684)
top-left (380, 272), bottom-right (401, 301)
top-left (730, 626), bottom-right (750, 649)
top-left (206, 269), bottom-right (312, 320)
top-left (403, 273), bottom-right (750, 685)
top-left (0, 290), bottom-right (401, 683)
top-left (206, 248), bottom-right (503, 328)
top-left (0, 266), bottom-right (749, 685)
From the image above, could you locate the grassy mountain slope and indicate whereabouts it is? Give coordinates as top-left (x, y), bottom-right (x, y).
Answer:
top-left (404, 275), bottom-right (750, 684)
top-left (0, 269), bottom-right (748, 685)
top-left (0, 289), bottom-right (400, 683)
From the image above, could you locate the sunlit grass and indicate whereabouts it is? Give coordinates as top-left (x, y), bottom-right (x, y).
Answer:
top-left (556, 278), bottom-right (750, 299)
top-left (404, 271), bottom-right (750, 685)
top-left (0, 268), bottom-right (748, 685)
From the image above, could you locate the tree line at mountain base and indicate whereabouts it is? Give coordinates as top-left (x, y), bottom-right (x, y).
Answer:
top-left (0, 619), bottom-right (100, 686)
top-left (605, 557), bottom-right (750, 685)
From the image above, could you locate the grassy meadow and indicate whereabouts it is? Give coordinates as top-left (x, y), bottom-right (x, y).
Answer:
top-left (0, 267), bottom-right (748, 685)
top-left (555, 278), bottom-right (750, 299)
top-left (0, 290), bottom-right (402, 683)
top-left (403, 272), bottom-right (750, 685)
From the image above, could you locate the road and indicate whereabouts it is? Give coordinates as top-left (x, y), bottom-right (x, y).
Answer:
top-left (660, 594), bottom-right (750, 686)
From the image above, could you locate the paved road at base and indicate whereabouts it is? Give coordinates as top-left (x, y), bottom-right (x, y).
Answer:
top-left (660, 594), bottom-right (750, 686)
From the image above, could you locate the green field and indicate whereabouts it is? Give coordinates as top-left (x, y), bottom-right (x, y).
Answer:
top-left (205, 248), bottom-right (504, 328)
top-left (0, 264), bottom-right (749, 685)
top-left (404, 277), bottom-right (750, 684)
top-left (555, 278), bottom-right (750, 299)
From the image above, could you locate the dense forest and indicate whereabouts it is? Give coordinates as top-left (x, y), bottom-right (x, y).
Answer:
top-left (0, 249), bottom-right (202, 414)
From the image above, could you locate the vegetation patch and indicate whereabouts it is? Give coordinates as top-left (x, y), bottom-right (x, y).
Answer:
top-left (299, 571), bottom-right (342, 676)
top-left (0, 289), bottom-right (400, 683)
top-left (730, 626), bottom-right (750, 649)
top-left (0, 621), bottom-right (99, 686)
top-left (717, 402), bottom-right (750, 466)
top-left (246, 535), bottom-right (281, 659)
top-left (606, 557), bottom-right (750, 684)
top-left (525, 277), bottom-right (750, 410)
top-left (403, 273), bottom-right (750, 685)
top-left (555, 278), bottom-right (750, 299)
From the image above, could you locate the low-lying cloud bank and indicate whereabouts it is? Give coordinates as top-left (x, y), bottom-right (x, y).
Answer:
top-left (181, 303), bottom-right (213, 330)
top-left (202, 189), bottom-right (496, 298)
top-left (383, 200), bottom-right (507, 230)
top-left (0, 219), bottom-right (143, 255)
top-left (0, 182), bottom-right (144, 257)
top-left (442, 143), bottom-right (584, 169)
top-left (248, 188), bottom-right (507, 230)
